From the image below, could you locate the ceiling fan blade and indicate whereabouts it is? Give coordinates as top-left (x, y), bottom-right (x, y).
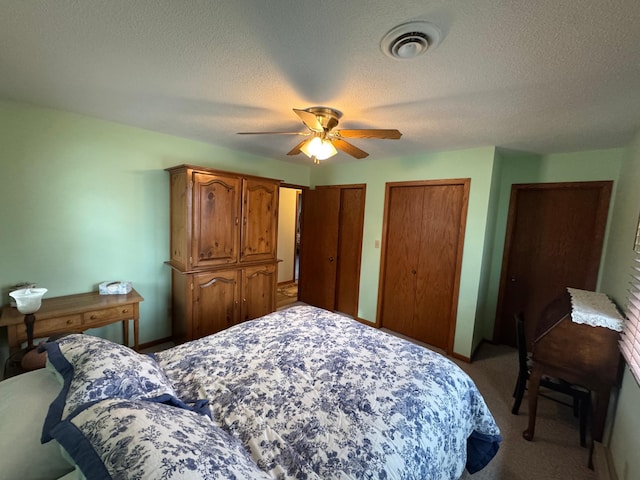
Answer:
top-left (293, 109), bottom-right (323, 132)
top-left (334, 129), bottom-right (402, 139)
top-left (237, 131), bottom-right (308, 135)
top-left (287, 138), bottom-right (311, 156)
top-left (332, 139), bottom-right (369, 159)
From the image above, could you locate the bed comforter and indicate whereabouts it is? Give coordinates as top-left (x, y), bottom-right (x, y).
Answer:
top-left (153, 305), bottom-right (501, 479)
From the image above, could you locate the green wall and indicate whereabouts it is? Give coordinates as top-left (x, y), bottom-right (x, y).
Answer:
top-left (599, 130), bottom-right (640, 480)
top-left (0, 100), bottom-right (309, 354)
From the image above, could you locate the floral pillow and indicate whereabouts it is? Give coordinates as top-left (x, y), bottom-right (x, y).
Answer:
top-left (41, 334), bottom-right (203, 442)
top-left (51, 397), bottom-right (271, 480)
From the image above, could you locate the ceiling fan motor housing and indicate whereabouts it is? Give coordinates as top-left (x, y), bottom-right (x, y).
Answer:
top-left (306, 106), bottom-right (342, 131)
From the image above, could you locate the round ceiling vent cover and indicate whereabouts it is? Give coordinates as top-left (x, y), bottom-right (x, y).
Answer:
top-left (381, 21), bottom-right (442, 59)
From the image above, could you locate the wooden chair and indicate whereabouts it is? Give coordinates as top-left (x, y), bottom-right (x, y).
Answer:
top-left (511, 312), bottom-right (590, 447)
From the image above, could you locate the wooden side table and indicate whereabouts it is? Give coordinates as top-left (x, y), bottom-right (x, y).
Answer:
top-left (0, 289), bottom-right (143, 353)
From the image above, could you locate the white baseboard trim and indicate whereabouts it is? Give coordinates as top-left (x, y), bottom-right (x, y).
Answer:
top-left (593, 442), bottom-right (618, 480)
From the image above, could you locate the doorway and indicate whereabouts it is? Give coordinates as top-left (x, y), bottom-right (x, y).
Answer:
top-left (276, 186), bottom-right (302, 309)
top-left (494, 181), bottom-right (613, 348)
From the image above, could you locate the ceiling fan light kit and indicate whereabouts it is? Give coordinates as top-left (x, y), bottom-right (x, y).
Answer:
top-left (380, 21), bottom-right (442, 60)
top-left (300, 136), bottom-right (338, 162)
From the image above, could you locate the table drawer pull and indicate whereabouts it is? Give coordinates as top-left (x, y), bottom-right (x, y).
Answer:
top-left (90, 315), bottom-right (97, 320)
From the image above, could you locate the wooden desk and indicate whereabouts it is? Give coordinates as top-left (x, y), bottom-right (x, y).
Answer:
top-left (523, 291), bottom-right (622, 467)
top-left (0, 289), bottom-right (143, 352)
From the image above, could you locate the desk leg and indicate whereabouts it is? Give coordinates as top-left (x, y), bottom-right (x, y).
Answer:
top-left (588, 387), bottom-right (611, 469)
top-left (523, 363), bottom-right (543, 441)
top-left (122, 320), bottom-right (129, 348)
top-left (133, 318), bottom-right (139, 351)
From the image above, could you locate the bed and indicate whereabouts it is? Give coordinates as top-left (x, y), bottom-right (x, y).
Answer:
top-left (1, 305), bottom-right (501, 479)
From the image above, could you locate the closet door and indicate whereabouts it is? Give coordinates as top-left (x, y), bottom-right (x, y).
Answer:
top-left (413, 183), bottom-right (467, 350)
top-left (299, 185), bottom-right (366, 315)
top-left (298, 188), bottom-right (341, 310)
top-left (334, 187), bottom-right (365, 317)
top-left (378, 180), bottom-right (469, 353)
top-left (379, 185), bottom-right (424, 335)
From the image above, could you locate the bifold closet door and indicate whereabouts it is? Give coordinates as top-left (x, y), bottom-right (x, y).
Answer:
top-left (379, 180), bottom-right (469, 352)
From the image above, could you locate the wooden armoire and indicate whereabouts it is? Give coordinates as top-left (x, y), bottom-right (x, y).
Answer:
top-left (166, 165), bottom-right (280, 343)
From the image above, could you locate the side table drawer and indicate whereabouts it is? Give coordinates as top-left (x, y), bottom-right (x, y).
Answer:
top-left (84, 304), bottom-right (135, 325)
top-left (27, 314), bottom-right (82, 341)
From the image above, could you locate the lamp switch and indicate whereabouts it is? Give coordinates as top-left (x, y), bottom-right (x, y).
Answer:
top-left (374, 240), bottom-right (380, 248)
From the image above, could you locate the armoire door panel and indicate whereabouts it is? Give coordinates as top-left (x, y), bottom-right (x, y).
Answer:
top-left (169, 170), bottom-right (189, 270)
top-left (192, 172), bottom-right (240, 267)
top-left (299, 188), bottom-right (341, 310)
top-left (241, 178), bottom-right (279, 263)
top-left (495, 181), bottom-right (612, 347)
top-left (193, 270), bottom-right (240, 338)
top-left (242, 263), bottom-right (277, 321)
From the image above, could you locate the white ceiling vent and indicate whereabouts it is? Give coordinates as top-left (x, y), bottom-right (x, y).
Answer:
top-left (381, 21), bottom-right (442, 60)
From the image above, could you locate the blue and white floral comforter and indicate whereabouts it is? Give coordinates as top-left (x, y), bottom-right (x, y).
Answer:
top-left (154, 305), bottom-right (501, 479)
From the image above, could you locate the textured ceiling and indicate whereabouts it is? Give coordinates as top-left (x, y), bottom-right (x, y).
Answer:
top-left (2, 0), bottom-right (640, 164)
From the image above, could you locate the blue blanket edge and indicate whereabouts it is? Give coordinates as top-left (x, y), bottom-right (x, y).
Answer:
top-left (466, 430), bottom-right (502, 474)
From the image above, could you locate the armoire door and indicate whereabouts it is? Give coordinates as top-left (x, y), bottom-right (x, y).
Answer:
top-left (242, 263), bottom-right (277, 321)
top-left (378, 179), bottom-right (469, 352)
top-left (192, 269), bottom-right (241, 338)
top-left (494, 181), bottom-right (612, 348)
top-left (298, 188), bottom-right (341, 310)
top-left (192, 172), bottom-right (241, 268)
top-left (241, 178), bottom-right (279, 263)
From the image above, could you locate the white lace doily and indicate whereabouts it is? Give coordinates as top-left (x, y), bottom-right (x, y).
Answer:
top-left (567, 287), bottom-right (624, 331)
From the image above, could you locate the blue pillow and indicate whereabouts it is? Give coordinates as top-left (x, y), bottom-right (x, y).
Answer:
top-left (51, 398), bottom-right (271, 480)
top-left (41, 334), bottom-right (204, 442)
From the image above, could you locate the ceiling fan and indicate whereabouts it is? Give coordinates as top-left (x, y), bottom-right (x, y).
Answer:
top-left (238, 107), bottom-right (402, 164)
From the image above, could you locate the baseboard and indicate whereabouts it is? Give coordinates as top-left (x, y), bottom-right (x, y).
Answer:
top-left (593, 442), bottom-right (618, 480)
top-left (450, 351), bottom-right (471, 363)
